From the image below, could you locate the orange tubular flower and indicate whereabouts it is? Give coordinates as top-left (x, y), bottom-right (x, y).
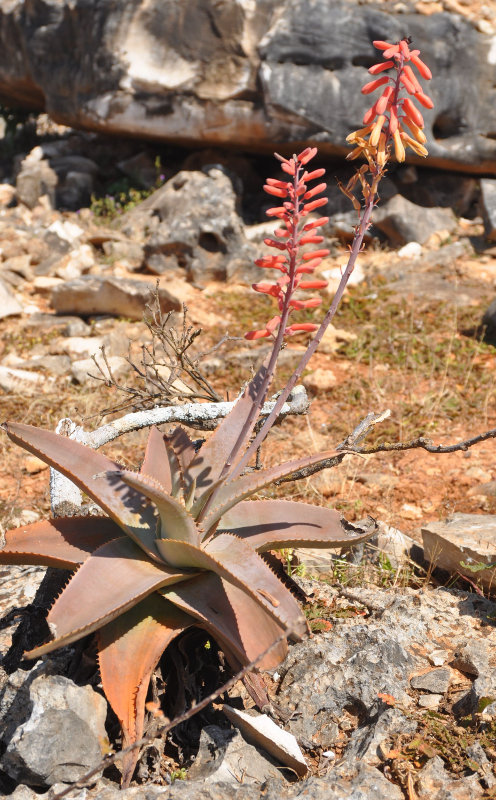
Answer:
top-left (346, 37), bottom-right (433, 165)
top-left (244, 148), bottom-right (329, 342)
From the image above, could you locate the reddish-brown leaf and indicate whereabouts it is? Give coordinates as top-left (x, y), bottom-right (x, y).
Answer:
top-left (218, 500), bottom-right (372, 552)
top-left (98, 595), bottom-right (192, 787)
top-left (157, 534), bottom-right (307, 638)
top-left (140, 427), bottom-right (173, 493)
top-left (162, 573), bottom-right (288, 669)
top-left (0, 516), bottom-right (120, 568)
top-left (25, 537), bottom-right (198, 659)
top-left (2, 422), bottom-right (158, 560)
top-left (202, 449), bottom-right (341, 530)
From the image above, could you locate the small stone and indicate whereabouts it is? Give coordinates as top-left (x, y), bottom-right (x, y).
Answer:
top-left (302, 367), bottom-right (337, 393)
top-left (50, 275), bottom-right (182, 320)
top-left (400, 503), bottom-right (423, 520)
top-left (50, 335), bottom-right (108, 360)
top-left (422, 513), bottom-right (496, 592)
top-left (71, 355), bottom-right (129, 385)
top-left (451, 641), bottom-right (489, 677)
top-left (428, 650), bottom-right (449, 667)
top-left (0, 366), bottom-right (53, 396)
top-left (319, 323), bottom-right (357, 354)
top-left (0, 183), bottom-right (15, 206)
top-left (23, 456), bottom-right (49, 475)
top-left (0, 278), bottom-right (22, 319)
top-left (410, 668), bottom-right (451, 694)
top-left (418, 694), bottom-right (442, 710)
top-left (397, 241), bottom-right (423, 259)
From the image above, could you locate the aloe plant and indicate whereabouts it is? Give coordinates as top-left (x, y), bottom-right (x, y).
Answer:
top-left (0, 144), bottom-right (394, 786)
top-left (0, 365), bottom-right (372, 785)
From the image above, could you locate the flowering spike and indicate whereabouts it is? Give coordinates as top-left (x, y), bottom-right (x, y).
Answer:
top-left (245, 150), bottom-right (329, 342)
top-left (347, 37), bottom-right (433, 165)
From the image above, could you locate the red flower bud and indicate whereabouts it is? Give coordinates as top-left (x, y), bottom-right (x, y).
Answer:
top-left (411, 54), bottom-right (432, 80)
top-left (361, 76), bottom-right (390, 95)
top-left (368, 60), bottom-right (394, 74)
top-left (415, 91), bottom-right (434, 109)
top-left (302, 249), bottom-right (329, 260)
top-left (302, 197), bottom-right (328, 213)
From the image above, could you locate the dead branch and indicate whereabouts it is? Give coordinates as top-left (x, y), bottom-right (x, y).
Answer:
top-left (88, 292), bottom-right (240, 416)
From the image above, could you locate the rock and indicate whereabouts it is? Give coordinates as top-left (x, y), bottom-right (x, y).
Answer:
top-left (302, 367), bottom-right (337, 393)
top-left (71, 354), bottom-right (130, 385)
top-left (372, 195), bottom-right (457, 246)
top-left (117, 151), bottom-right (159, 188)
top-left (23, 456), bottom-right (49, 475)
top-left (410, 668), bottom-right (451, 694)
top-left (23, 313), bottom-right (92, 337)
top-left (187, 724), bottom-right (283, 784)
top-left (50, 335), bottom-right (109, 360)
top-left (0, 2), bottom-right (493, 173)
top-left (222, 705), bottom-right (307, 777)
top-left (318, 324), bottom-right (357, 354)
top-left (53, 244), bottom-right (96, 280)
top-left (321, 262), bottom-right (365, 295)
top-left (0, 366), bottom-right (54, 395)
top-left (428, 650), bottom-right (449, 667)
top-left (1, 354), bottom-right (71, 377)
top-left (1, 254), bottom-right (33, 281)
top-left (466, 742), bottom-right (496, 789)
top-left (50, 275), bottom-right (182, 319)
top-left (1, 674), bottom-right (109, 787)
top-left (138, 169), bottom-right (255, 285)
top-left (342, 708), bottom-right (417, 768)
top-left (422, 513), bottom-right (496, 591)
top-left (418, 694), bottom-right (442, 710)
top-left (397, 242), bottom-right (423, 259)
top-left (0, 183), bottom-right (16, 206)
top-left (415, 755), bottom-right (484, 799)
top-left (16, 150), bottom-right (57, 209)
top-left (481, 179), bottom-right (496, 241)
top-left (0, 279), bottom-right (22, 318)
top-left (451, 640), bottom-right (489, 677)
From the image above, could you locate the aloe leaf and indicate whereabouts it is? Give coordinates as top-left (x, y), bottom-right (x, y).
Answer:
top-left (25, 537), bottom-right (198, 659)
top-left (162, 573), bottom-right (288, 670)
top-left (218, 499), bottom-right (372, 552)
top-left (167, 427), bottom-right (197, 477)
top-left (0, 516), bottom-right (120, 568)
top-left (140, 427), bottom-right (173, 493)
top-left (2, 422), bottom-right (158, 560)
top-left (185, 364), bottom-right (268, 500)
top-left (98, 595), bottom-right (193, 787)
top-left (156, 534), bottom-right (307, 638)
top-left (163, 433), bottom-right (185, 497)
top-left (111, 469), bottom-right (199, 545)
top-left (201, 448), bottom-right (341, 531)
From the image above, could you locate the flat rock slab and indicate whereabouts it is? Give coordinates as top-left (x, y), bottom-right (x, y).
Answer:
top-left (422, 513), bottom-right (496, 591)
top-left (50, 276), bottom-right (182, 319)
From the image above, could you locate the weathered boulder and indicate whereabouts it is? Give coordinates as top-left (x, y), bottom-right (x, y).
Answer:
top-left (133, 168), bottom-right (256, 284)
top-left (0, 1), bottom-right (494, 173)
top-left (1, 673), bottom-right (108, 787)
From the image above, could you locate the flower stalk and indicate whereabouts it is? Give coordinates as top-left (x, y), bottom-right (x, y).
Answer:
top-left (232, 37), bottom-right (433, 478)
